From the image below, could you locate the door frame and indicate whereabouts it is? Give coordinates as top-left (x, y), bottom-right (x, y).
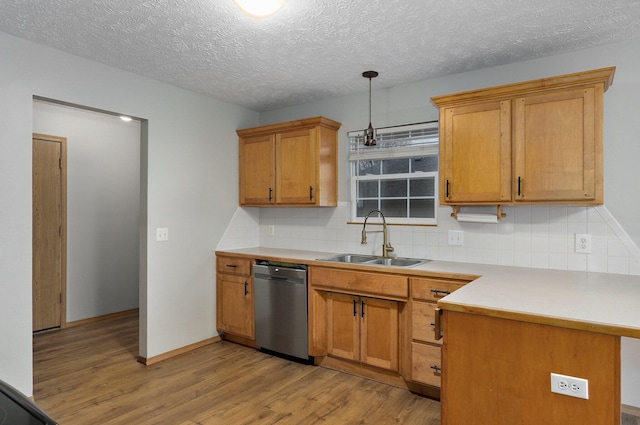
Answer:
top-left (33, 133), bottom-right (67, 330)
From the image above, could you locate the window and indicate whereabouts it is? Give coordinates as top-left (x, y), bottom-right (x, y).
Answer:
top-left (349, 121), bottom-right (439, 225)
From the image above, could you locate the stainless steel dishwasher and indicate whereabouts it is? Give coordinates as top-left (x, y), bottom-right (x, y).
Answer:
top-left (253, 261), bottom-right (309, 361)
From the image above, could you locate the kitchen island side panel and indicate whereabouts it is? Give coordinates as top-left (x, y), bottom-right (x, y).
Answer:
top-left (441, 310), bottom-right (620, 425)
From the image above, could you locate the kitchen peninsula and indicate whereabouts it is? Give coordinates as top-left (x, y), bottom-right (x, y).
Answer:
top-left (216, 247), bottom-right (640, 424)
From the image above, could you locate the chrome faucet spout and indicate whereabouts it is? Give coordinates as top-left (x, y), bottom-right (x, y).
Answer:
top-left (361, 209), bottom-right (395, 257)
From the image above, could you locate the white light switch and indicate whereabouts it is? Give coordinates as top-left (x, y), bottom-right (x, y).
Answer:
top-left (156, 228), bottom-right (169, 241)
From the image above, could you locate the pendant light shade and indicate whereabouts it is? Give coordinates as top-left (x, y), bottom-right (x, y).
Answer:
top-left (233, 0), bottom-right (285, 18)
top-left (362, 71), bottom-right (378, 146)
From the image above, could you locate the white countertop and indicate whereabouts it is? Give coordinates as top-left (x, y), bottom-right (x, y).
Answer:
top-left (216, 247), bottom-right (640, 338)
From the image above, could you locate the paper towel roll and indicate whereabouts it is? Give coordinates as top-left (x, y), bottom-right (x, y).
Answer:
top-left (455, 213), bottom-right (499, 223)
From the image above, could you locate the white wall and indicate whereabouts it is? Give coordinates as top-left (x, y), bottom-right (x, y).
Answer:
top-left (32, 100), bottom-right (140, 322)
top-left (0, 31), bottom-right (258, 396)
top-left (249, 38), bottom-right (640, 407)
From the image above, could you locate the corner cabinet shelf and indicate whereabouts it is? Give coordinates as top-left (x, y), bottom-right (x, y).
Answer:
top-left (237, 116), bottom-right (341, 207)
top-left (432, 67), bottom-right (615, 206)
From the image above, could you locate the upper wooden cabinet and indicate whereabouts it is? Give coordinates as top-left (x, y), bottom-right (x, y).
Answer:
top-left (237, 116), bottom-right (341, 207)
top-left (432, 67), bottom-right (615, 205)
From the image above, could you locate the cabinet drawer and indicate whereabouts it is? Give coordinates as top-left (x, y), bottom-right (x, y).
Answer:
top-left (412, 301), bottom-right (440, 345)
top-left (411, 277), bottom-right (466, 301)
top-left (216, 256), bottom-right (251, 276)
top-left (411, 342), bottom-right (441, 387)
top-left (311, 267), bottom-right (408, 298)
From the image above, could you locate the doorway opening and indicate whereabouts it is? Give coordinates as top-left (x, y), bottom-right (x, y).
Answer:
top-left (31, 97), bottom-right (145, 340)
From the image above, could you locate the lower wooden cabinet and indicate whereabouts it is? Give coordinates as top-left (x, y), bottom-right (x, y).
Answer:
top-left (411, 342), bottom-right (442, 387)
top-left (410, 277), bottom-right (469, 387)
top-left (326, 292), bottom-right (400, 372)
top-left (216, 255), bottom-right (254, 340)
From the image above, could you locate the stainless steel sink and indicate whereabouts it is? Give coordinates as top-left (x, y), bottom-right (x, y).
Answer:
top-left (319, 254), bottom-right (378, 263)
top-left (368, 257), bottom-right (426, 267)
top-left (317, 254), bottom-right (429, 268)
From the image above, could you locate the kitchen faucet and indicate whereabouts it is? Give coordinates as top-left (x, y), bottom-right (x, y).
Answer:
top-left (361, 209), bottom-right (394, 258)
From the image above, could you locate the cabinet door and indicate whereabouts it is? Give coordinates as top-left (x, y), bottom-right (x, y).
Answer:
top-left (216, 274), bottom-right (254, 339)
top-left (276, 128), bottom-right (318, 205)
top-left (514, 87), bottom-right (600, 202)
top-left (326, 292), bottom-right (360, 362)
top-left (361, 297), bottom-right (399, 372)
top-left (239, 134), bottom-right (275, 205)
top-left (440, 100), bottom-right (511, 203)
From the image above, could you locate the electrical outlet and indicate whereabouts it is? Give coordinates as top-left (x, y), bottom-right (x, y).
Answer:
top-left (448, 230), bottom-right (464, 246)
top-left (575, 234), bottom-right (591, 253)
top-left (267, 225), bottom-right (275, 236)
top-left (551, 373), bottom-right (588, 399)
top-left (156, 227), bottom-right (169, 242)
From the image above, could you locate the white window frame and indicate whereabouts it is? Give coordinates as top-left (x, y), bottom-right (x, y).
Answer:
top-left (348, 121), bottom-right (439, 225)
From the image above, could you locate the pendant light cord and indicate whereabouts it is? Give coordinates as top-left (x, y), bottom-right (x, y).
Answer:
top-left (368, 77), bottom-right (372, 124)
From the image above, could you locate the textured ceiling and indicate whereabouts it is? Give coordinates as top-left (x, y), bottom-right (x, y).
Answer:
top-left (1, 0), bottom-right (640, 111)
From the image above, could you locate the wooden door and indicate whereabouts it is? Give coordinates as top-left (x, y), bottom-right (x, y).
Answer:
top-left (216, 274), bottom-right (254, 339)
top-left (360, 297), bottom-right (399, 372)
top-left (326, 292), bottom-right (360, 362)
top-left (239, 134), bottom-right (275, 205)
top-left (276, 128), bottom-right (318, 205)
top-left (32, 134), bottom-right (66, 332)
top-left (440, 100), bottom-right (511, 203)
top-left (514, 86), bottom-right (601, 203)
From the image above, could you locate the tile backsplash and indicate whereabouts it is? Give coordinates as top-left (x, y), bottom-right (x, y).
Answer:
top-left (217, 203), bottom-right (640, 275)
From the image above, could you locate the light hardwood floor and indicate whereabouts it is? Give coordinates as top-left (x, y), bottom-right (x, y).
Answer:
top-left (33, 311), bottom-right (440, 424)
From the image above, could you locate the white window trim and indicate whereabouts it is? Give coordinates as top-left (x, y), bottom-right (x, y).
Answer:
top-left (348, 121), bottom-right (439, 225)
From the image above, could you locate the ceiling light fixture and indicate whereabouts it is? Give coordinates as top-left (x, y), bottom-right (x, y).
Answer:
top-left (120, 116), bottom-right (132, 122)
top-left (362, 71), bottom-right (378, 146)
top-left (233, 0), bottom-right (285, 18)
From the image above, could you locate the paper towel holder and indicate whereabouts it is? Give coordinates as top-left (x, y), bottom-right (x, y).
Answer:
top-left (451, 205), bottom-right (507, 222)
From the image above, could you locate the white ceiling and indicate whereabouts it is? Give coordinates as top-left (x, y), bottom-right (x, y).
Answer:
top-left (1, 0), bottom-right (640, 112)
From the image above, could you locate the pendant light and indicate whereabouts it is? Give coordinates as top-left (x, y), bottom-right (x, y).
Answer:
top-left (362, 70), bottom-right (378, 146)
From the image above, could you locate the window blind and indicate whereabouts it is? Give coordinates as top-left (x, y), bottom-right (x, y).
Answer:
top-left (348, 121), bottom-right (439, 161)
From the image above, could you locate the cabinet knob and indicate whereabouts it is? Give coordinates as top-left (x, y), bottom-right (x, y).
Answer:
top-left (430, 365), bottom-right (442, 373)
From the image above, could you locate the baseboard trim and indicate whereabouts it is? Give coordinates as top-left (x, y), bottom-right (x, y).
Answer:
top-left (623, 404), bottom-right (640, 417)
top-left (65, 308), bottom-right (139, 328)
top-left (137, 336), bottom-right (222, 365)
